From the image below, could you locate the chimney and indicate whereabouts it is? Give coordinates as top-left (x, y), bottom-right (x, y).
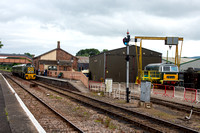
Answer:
top-left (57, 41), bottom-right (60, 49)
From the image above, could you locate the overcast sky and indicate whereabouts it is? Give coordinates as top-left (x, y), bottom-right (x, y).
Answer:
top-left (0, 0), bottom-right (200, 57)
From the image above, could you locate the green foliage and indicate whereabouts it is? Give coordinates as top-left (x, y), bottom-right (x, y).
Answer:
top-left (94, 116), bottom-right (117, 129)
top-left (101, 49), bottom-right (108, 53)
top-left (24, 53), bottom-right (32, 58)
top-left (76, 48), bottom-right (100, 57)
top-left (0, 64), bottom-right (13, 72)
top-left (12, 63), bottom-right (20, 66)
top-left (0, 41), bottom-right (3, 48)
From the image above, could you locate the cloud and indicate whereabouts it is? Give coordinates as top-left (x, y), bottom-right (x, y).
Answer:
top-left (0, 0), bottom-right (200, 57)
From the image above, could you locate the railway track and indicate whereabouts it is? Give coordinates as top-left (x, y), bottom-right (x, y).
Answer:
top-left (144, 96), bottom-right (200, 115)
top-left (29, 79), bottom-right (199, 132)
top-left (4, 74), bottom-right (84, 133)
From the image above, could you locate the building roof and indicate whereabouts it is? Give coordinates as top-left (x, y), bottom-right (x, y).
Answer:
top-left (90, 44), bottom-right (162, 58)
top-left (162, 57), bottom-right (200, 65)
top-left (77, 56), bottom-right (89, 63)
top-left (0, 53), bottom-right (33, 60)
top-left (33, 41), bottom-right (77, 59)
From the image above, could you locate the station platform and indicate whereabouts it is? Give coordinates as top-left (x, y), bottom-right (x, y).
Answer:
top-left (0, 74), bottom-right (45, 133)
top-left (36, 75), bottom-right (90, 93)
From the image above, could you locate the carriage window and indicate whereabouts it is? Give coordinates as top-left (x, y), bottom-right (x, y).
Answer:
top-left (145, 66), bottom-right (159, 71)
top-left (163, 66), bottom-right (170, 71)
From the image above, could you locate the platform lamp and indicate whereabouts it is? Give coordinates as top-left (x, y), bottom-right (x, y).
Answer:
top-left (57, 60), bottom-right (60, 71)
top-left (71, 57), bottom-right (74, 71)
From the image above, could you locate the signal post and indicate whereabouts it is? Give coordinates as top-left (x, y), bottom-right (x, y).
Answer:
top-left (123, 31), bottom-right (131, 103)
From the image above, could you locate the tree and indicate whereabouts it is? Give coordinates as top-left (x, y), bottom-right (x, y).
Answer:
top-left (24, 53), bottom-right (32, 57)
top-left (101, 49), bottom-right (108, 53)
top-left (76, 48), bottom-right (100, 56)
top-left (0, 41), bottom-right (3, 48)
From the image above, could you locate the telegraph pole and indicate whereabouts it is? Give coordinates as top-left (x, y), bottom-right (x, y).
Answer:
top-left (123, 31), bottom-right (131, 103)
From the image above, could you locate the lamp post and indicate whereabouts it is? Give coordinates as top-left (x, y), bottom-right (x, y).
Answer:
top-left (57, 60), bottom-right (60, 71)
top-left (71, 57), bottom-right (74, 71)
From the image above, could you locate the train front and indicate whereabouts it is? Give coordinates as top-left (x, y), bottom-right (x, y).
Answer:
top-left (25, 66), bottom-right (36, 80)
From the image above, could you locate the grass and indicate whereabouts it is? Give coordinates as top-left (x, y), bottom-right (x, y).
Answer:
top-left (5, 108), bottom-right (9, 121)
top-left (94, 116), bottom-right (117, 129)
top-left (83, 111), bottom-right (89, 117)
top-left (49, 94), bottom-right (54, 99)
top-left (73, 105), bottom-right (81, 112)
top-left (48, 94), bottom-right (62, 100)
top-left (72, 105), bottom-right (91, 119)
top-left (151, 109), bottom-right (178, 120)
top-left (90, 91), bottom-right (105, 97)
top-left (108, 122), bottom-right (117, 130)
top-left (104, 117), bottom-right (111, 128)
top-left (55, 96), bottom-right (62, 99)
top-left (94, 117), bottom-right (104, 123)
top-left (0, 68), bottom-right (11, 72)
top-left (115, 99), bottom-right (126, 104)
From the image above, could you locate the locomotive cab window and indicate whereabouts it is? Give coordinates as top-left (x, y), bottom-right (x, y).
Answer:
top-left (171, 66), bottom-right (178, 72)
top-left (163, 66), bottom-right (170, 71)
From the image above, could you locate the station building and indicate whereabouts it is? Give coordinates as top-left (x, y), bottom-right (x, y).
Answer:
top-left (89, 45), bottom-right (162, 82)
top-left (33, 41), bottom-right (78, 75)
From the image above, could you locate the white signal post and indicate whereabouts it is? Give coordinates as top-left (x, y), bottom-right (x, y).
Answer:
top-left (123, 31), bottom-right (131, 103)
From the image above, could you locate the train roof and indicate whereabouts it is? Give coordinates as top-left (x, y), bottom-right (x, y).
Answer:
top-left (145, 63), bottom-right (178, 67)
top-left (12, 63), bottom-right (34, 68)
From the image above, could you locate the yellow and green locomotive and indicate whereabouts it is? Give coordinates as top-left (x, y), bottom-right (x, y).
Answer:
top-left (142, 63), bottom-right (179, 85)
top-left (12, 63), bottom-right (36, 80)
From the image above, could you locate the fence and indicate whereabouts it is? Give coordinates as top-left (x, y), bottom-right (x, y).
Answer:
top-left (184, 88), bottom-right (197, 103)
top-left (152, 84), bottom-right (175, 98)
top-left (48, 70), bottom-right (88, 88)
top-left (89, 81), bottom-right (200, 104)
top-left (89, 81), bottom-right (140, 102)
top-left (89, 81), bottom-right (105, 92)
top-left (197, 90), bottom-right (200, 104)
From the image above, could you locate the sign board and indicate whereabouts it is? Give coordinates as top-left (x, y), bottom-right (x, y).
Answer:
top-left (105, 78), bottom-right (112, 93)
top-left (165, 37), bottom-right (179, 45)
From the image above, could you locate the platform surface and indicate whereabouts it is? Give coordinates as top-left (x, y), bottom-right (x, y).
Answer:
top-left (0, 74), bottom-right (38, 133)
top-left (37, 75), bottom-right (90, 93)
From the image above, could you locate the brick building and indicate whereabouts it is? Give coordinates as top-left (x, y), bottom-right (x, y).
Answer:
top-left (33, 41), bottom-right (78, 75)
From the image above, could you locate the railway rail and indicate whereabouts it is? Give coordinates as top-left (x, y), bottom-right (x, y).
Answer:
top-left (4, 74), bottom-right (84, 133)
top-left (29, 79), bottom-right (199, 132)
top-left (141, 96), bottom-right (200, 115)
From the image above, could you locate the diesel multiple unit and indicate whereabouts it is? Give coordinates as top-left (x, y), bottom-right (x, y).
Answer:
top-left (12, 64), bottom-right (36, 80)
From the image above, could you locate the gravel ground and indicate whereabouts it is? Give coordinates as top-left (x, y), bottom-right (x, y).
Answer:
top-left (83, 91), bottom-right (200, 132)
top-left (8, 76), bottom-right (200, 132)
top-left (10, 77), bottom-right (144, 133)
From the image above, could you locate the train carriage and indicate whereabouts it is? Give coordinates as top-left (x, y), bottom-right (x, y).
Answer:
top-left (12, 63), bottom-right (36, 80)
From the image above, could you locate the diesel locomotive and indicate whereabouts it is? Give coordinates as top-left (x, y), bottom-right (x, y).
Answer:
top-left (12, 63), bottom-right (36, 80)
top-left (142, 63), bottom-right (179, 85)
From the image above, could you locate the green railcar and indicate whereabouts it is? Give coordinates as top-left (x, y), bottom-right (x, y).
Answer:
top-left (12, 63), bottom-right (36, 80)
